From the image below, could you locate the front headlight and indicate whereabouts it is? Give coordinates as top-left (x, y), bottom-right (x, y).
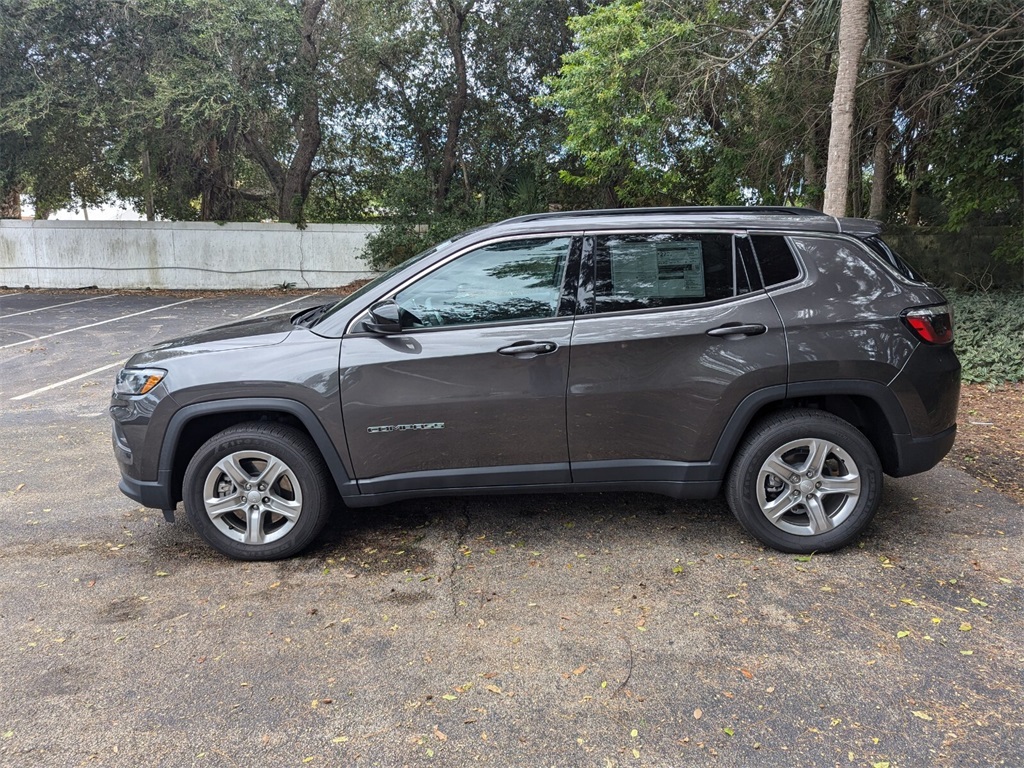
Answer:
top-left (114, 368), bottom-right (166, 396)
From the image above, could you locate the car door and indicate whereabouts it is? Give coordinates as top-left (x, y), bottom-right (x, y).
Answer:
top-left (567, 231), bottom-right (788, 483)
top-left (340, 235), bottom-right (580, 494)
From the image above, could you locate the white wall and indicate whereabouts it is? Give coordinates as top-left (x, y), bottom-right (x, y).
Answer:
top-left (0, 221), bottom-right (379, 290)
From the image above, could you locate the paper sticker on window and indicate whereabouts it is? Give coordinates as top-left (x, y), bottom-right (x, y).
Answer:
top-left (610, 240), bottom-right (705, 299)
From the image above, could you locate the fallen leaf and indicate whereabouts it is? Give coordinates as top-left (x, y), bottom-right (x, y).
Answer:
top-left (911, 710), bottom-right (933, 721)
top-left (959, 622), bottom-right (973, 632)
top-left (897, 630), bottom-right (911, 639)
top-left (631, 729), bottom-right (638, 739)
top-left (573, 665), bottom-right (587, 676)
top-left (693, 708), bottom-right (703, 720)
top-left (740, 669), bottom-right (754, 679)
top-left (723, 727), bottom-right (734, 736)
top-left (486, 685), bottom-right (502, 694)
top-left (434, 728), bottom-right (447, 742)
top-left (155, 571), bottom-right (170, 577)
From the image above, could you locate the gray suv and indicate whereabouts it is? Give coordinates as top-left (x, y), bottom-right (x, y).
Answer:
top-left (110, 207), bottom-right (960, 559)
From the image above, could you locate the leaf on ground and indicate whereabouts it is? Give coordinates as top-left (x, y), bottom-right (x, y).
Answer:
top-left (434, 728), bottom-right (447, 742)
top-left (723, 727), bottom-right (734, 736)
top-left (959, 622), bottom-right (973, 631)
top-left (911, 710), bottom-right (933, 721)
top-left (970, 597), bottom-right (988, 607)
top-left (155, 571), bottom-right (170, 577)
top-left (693, 708), bottom-right (702, 720)
top-left (630, 729), bottom-right (638, 739)
top-left (486, 684), bottom-right (502, 694)
top-left (897, 630), bottom-right (911, 639)
top-left (573, 665), bottom-right (587, 676)
top-left (900, 598), bottom-right (918, 606)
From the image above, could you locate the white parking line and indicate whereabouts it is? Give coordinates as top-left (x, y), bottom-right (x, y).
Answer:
top-left (241, 291), bottom-right (323, 320)
top-left (0, 298), bottom-right (198, 351)
top-left (10, 360), bottom-right (127, 401)
top-left (0, 293), bottom-right (117, 320)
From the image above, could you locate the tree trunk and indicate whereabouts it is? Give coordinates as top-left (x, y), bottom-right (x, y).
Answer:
top-left (823, 0), bottom-right (870, 217)
top-left (868, 124), bottom-right (891, 220)
top-left (432, 0), bottom-right (475, 211)
top-left (0, 186), bottom-right (21, 219)
top-left (141, 146), bottom-right (155, 221)
top-left (241, 0), bottom-right (325, 223)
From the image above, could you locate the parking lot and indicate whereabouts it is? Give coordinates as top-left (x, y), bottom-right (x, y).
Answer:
top-left (1, 289), bottom-right (1022, 767)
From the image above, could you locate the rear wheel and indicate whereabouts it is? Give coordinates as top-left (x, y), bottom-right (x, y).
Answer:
top-left (183, 422), bottom-right (333, 560)
top-left (725, 410), bottom-right (882, 553)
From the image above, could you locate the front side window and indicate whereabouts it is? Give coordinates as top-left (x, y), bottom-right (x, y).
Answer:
top-left (592, 233), bottom-right (738, 313)
top-left (394, 237), bottom-right (570, 328)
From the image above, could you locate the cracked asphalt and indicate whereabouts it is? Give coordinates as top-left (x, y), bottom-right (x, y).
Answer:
top-left (1, 290), bottom-right (1022, 767)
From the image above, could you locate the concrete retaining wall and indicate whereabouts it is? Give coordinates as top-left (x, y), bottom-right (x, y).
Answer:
top-left (0, 221), bottom-right (379, 289)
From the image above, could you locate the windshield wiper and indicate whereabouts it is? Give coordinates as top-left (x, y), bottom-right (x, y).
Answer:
top-left (293, 303), bottom-right (332, 328)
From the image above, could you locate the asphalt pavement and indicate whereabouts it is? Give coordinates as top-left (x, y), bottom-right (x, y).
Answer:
top-left (1, 289), bottom-right (1021, 767)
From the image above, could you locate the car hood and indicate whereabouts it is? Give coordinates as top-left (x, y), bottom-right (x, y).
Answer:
top-left (126, 314), bottom-right (295, 366)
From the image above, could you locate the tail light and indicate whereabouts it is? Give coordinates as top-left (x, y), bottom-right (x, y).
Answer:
top-left (902, 304), bottom-right (953, 345)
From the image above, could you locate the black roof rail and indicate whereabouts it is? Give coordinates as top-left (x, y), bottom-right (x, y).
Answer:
top-left (500, 206), bottom-right (827, 225)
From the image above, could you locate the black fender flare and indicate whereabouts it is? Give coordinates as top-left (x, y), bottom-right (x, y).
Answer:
top-left (708, 381), bottom-right (911, 479)
top-left (158, 397), bottom-right (358, 500)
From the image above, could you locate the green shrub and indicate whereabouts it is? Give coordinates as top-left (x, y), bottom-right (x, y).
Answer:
top-left (947, 290), bottom-right (1024, 384)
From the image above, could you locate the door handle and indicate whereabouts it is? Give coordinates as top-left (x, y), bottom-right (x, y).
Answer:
top-left (497, 341), bottom-right (558, 356)
top-left (706, 323), bottom-right (768, 338)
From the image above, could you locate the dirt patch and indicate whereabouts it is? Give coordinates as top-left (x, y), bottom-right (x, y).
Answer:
top-left (948, 382), bottom-right (1024, 503)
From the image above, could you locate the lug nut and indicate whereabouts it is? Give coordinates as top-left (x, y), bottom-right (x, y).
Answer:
top-left (815, 481), bottom-right (822, 489)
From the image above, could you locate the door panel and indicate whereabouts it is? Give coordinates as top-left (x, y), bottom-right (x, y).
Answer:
top-left (341, 321), bottom-right (573, 483)
top-left (340, 235), bottom-right (579, 487)
top-left (567, 231), bottom-right (787, 476)
top-left (567, 296), bottom-right (787, 470)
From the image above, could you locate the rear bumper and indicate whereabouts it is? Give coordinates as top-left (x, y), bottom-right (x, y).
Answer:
top-left (889, 424), bottom-right (957, 477)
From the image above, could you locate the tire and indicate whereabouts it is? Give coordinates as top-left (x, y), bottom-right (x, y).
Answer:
top-left (182, 422), bottom-right (333, 560)
top-left (725, 409), bottom-right (882, 554)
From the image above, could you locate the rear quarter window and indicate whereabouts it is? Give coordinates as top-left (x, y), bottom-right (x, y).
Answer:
top-left (750, 235), bottom-right (800, 286)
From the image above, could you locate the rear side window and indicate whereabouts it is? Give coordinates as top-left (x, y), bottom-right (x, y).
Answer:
top-left (751, 235), bottom-right (800, 286)
top-left (592, 233), bottom-right (741, 313)
top-left (864, 236), bottom-right (925, 282)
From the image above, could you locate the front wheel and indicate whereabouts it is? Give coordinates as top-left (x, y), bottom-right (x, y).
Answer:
top-left (182, 422), bottom-right (333, 560)
top-left (725, 410), bottom-right (882, 553)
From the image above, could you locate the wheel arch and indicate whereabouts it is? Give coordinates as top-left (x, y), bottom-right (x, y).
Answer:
top-left (160, 398), bottom-right (356, 507)
top-left (712, 381), bottom-right (910, 478)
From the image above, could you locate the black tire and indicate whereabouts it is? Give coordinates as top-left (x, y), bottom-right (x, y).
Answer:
top-left (725, 409), bottom-right (882, 554)
top-left (182, 422), bottom-right (333, 560)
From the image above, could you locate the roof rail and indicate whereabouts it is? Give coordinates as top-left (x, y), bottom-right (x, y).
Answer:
top-left (500, 205), bottom-right (827, 225)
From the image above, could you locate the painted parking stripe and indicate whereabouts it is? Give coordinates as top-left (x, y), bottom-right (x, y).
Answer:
top-left (10, 359), bottom-right (127, 401)
top-left (0, 293), bottom-right (118, 320)
top-left (0, 298), bottom-right (198, 351)
top-left (241, 291), bottom-right (323, 320)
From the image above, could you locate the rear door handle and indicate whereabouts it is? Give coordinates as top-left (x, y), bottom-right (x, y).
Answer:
top-left (706, 323), bottom-right (768, 338)
top-left (497, 341), bottom-right (558, 356)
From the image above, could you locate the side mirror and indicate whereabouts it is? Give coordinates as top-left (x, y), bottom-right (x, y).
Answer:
top-left (365, 300), bottom-right (403, 335)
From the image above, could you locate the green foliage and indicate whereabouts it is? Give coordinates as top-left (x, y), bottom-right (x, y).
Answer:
top-left (538, 1), bottom-right (698, 206)
top-left (948, 291), bottom-right (1024, 384)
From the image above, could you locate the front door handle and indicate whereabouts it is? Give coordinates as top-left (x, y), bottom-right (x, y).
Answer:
top-left (497, 341), bottom-right (558, 356)
top-left (706, 323), bottom-right (768, 338)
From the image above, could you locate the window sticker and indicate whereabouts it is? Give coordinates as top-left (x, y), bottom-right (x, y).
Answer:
top-left (610, 240), bottom-right (705, 299)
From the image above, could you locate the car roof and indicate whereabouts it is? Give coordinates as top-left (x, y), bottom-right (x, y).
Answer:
top-left (477, 206), bottom-right (882, 238)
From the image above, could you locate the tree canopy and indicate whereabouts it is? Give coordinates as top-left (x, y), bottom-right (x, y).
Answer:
top-left (1, 0), bottom-right (1020, 262)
